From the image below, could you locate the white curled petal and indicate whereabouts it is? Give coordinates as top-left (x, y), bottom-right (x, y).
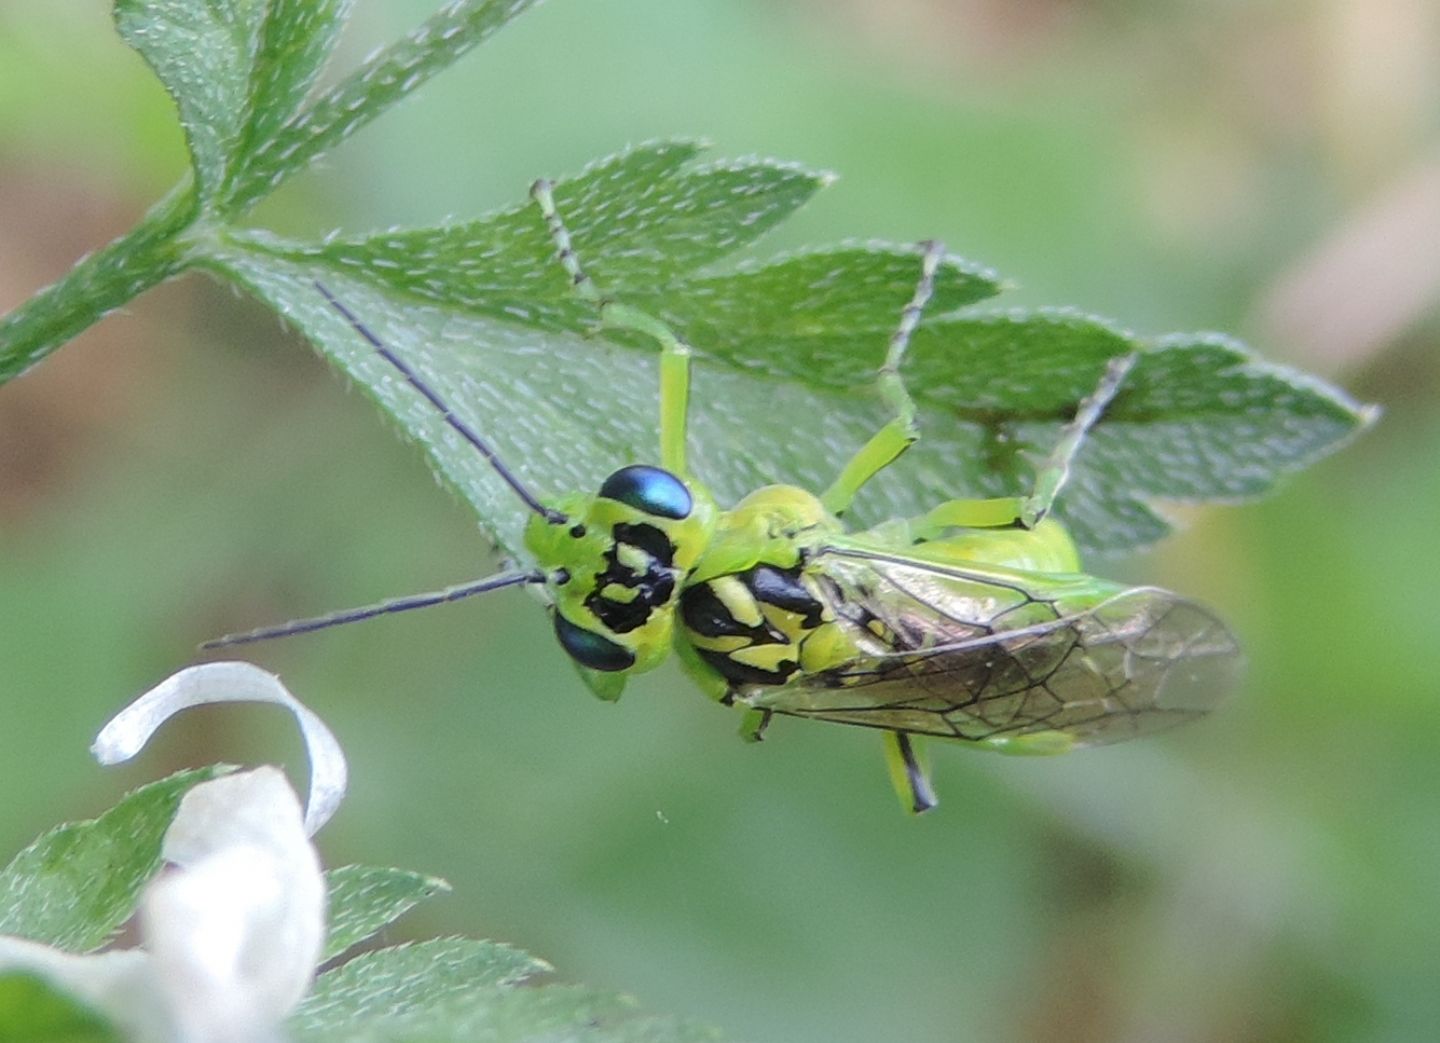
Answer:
top-left (92, 662), bottom-right (348, 835)
top-left (0, 938), bottom-right (165, 1040)
top-left (143, 769), bottom-right (325, 1043)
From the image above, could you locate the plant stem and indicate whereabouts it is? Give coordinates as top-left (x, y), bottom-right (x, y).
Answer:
top-left (0, 182), bottom-right (198, 383)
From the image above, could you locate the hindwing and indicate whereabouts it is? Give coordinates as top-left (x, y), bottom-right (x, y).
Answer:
top-left (741, 545), bottom-right (1240, 748)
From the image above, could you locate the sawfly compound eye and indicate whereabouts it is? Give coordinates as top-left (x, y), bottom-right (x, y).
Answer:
top-left (598, 465), bottom-right (693, 520)
top-left (553, 612), bottom-right (635, 672)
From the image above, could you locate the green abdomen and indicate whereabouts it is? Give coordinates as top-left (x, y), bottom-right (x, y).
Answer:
top-left (677, 515), bottom-right (1092, 694)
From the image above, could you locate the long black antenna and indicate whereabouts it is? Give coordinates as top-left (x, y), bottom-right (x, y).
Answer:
top-left (201, 571), bottom-right (544, 649)
top-left (314, 281), bottom-right (566, 524)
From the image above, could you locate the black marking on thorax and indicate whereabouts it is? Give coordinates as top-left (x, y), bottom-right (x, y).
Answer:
top-left (679, 583), bottom-right (753, 639)
top-left (748, 566), bottom-right (826, 627)
top-left (680, 563), bottom-right (829, 686)
top-left (697, 650), bottom-right (796, 688)
top-left (584, 522), bottom-right (678, 634)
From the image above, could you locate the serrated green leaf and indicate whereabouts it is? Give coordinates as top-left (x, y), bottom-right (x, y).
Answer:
top-left (291, 937), bottom-right (549, 1038)
top-left (203, 188), bottom-right (1372, 563)
top-left (322, 865), bottom-right (450, 962)
top-left (226, 0), bottom-right (544, 212)
top-left (114, 0), bottom-right (267, 205)
top-left (0, 768), bottom-right (224, 952)
top-left (0, 973), bottom-right (121, 1043)
top-left (272, 141), bottom-right (830, 330)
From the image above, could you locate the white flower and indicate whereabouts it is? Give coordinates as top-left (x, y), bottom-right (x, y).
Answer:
top-left (0, 663), bottom-right (347, 1043)
top-left (141, 767), bottom-right (324, 1043)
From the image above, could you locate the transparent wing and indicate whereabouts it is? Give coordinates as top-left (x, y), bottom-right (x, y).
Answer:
top-left (747, 548), bottom-right (1240, 749)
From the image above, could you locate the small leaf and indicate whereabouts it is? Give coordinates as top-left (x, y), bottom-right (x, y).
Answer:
top-left (322, 866), bottom-right (450, 962)
top-left (391, 985), bottom-right (725, 1042)
top-left (114, 0), bottom-right (355, 212)
top-left (113, 0), bottom-right (268, 205)
top-left (637, 245), bottom-right (1004, 388)
top-left (577, 155), bottom-right (833, 286)
top-left (1113, 334), bottom-right (1375, 499)
top-left (911, 309), bottom-right (1136, 412)
top-left (1050, 334), bottom-right (1377, 551)
top-left (295, 977), bottom-right (727, 1043)
top-left (290, 937), bottom-right (549, 1036)
top-left (0, 768), bottom-right (224, 952)
top-left (887, 314), bottom-right (1373, 552)
top-left (230, 0), bottom-right (353, 182)
top-left (226, 0), bottom-right (545, 212)
top-left (0, 973), bottom-right (122, 1043)
top-left (646, 243), bottom-right (1001, 340)
top-left (114, 0), bottom-right (539, 214)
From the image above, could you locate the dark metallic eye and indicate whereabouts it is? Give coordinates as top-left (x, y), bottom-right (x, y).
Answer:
top-left (598, 465), bottom-right (692, 520)
top-left (553, 612), bottom-right (635, 672)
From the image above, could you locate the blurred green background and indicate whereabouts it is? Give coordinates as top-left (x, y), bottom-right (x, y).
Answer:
top-left (2, 1), bottom-right (1437, 1040)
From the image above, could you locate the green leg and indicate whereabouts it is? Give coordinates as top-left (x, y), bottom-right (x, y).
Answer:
top-left (738, 707), bottom-right (773, 743)
top-left (907, 353), bottom-right (1138, 537)
top-left (883, 732), bottom-right (937, 814)
top-left (531, 178), bottom-right (693, 477)
top-left (821, 241), bottom-right (946, 517)
top-left (910, 496), bottom-right (1028, 539)
top-left (1019, 352), bottom-right (1137, 528)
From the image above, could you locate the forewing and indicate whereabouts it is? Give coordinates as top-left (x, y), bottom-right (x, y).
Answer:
top-left (748, 550), bottom-right (1239, 748)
